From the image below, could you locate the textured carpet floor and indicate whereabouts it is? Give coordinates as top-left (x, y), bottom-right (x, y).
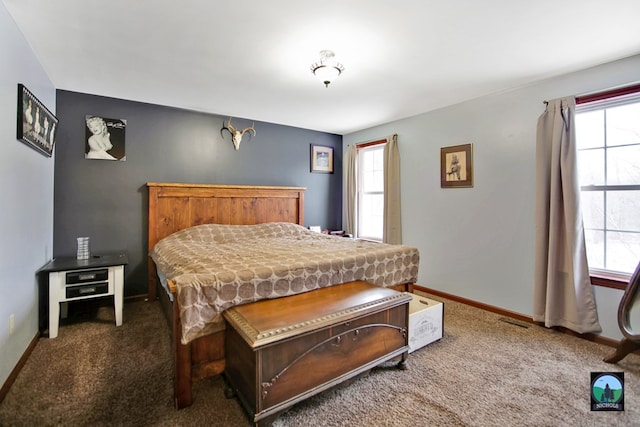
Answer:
top-left (1, 293), bottom-right (639, 426)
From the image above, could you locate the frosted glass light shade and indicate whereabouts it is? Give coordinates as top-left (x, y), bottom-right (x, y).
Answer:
top-left (310, 50), bottom-right (344, 87)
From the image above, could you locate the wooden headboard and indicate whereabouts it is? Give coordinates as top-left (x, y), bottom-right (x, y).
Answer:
top-left (146, 182), bottom-right (306, 299)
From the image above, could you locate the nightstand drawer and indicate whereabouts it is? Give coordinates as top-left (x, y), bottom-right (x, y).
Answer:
top-left (66, 282), bottom-right (109, 299)
top-left (66, 268), bottom-right (108, 284)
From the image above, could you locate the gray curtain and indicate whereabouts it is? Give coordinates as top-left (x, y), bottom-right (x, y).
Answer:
top-left (533, 97), bottom-right (601, 334)
top-left (383, 134), bottom-right (402, 244)
top-left (343, 144), bottom-right (357, 235)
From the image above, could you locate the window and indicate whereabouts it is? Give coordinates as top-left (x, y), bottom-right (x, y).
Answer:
top-left (576, 86), bottom-right (640, 276)
top-left (356, 142), bottom-right (385, 241)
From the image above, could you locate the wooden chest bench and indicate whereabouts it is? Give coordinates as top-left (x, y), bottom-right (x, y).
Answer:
top-left (223, 280), bottom-right (411, 426)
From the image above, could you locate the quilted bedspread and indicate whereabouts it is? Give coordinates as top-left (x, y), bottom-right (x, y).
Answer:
top-left (150, 222), bottom-right (420, 344)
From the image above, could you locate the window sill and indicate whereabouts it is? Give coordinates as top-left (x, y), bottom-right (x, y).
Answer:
top-left (590, 271), bottom-right (630, 290)
top-left (354, 237), bottom-right (382, 243)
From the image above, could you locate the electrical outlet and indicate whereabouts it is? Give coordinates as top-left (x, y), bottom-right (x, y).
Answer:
top-left (9, 314), bottom-right (15, 335)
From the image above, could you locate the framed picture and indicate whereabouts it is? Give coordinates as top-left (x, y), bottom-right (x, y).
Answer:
top-left (310, 144), bottom-right (334, 173)
top-left (441, 143), bottom-right (473, 188)
top-left (17, 84), bottom-right (58, 157)
top-left (85, 115), bottom-right (127, 161)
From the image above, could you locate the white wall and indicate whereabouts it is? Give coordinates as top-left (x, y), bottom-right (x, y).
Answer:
top-left (0, 2), bottom-right (55, 387)
top-left (345, 54), bottom-right (640, 340)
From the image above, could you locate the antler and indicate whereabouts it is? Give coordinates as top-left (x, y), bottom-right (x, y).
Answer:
top-left (242, 123), bottom-right (256, 137)
top-left (220, 117), bottom-right (237, 136)
top-left (220, 117), bottom-right (256, 150)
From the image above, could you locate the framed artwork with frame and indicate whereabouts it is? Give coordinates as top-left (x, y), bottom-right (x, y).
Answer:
top-left (17, 83), bottom-right (58, 157)
top-left (310, 144), bottom-right (334, 174)
top-left (84, 115), bottom-right (127, 161)
top-left (441, 143), bottom-right (473, 188)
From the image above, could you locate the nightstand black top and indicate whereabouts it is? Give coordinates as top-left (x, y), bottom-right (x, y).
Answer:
top-left (39, 252), bottom-right (128, 273)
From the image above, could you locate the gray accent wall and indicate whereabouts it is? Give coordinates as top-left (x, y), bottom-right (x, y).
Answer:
top-left (0, 2), bottom-right (56, 388)
top-left (54, 91), bottom-right (342, 296)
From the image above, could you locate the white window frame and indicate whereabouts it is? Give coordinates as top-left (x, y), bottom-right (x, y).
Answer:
top-left (356, 141), bottom-right (386, 241)
top-left (576, 88), bottom-right (640, 278)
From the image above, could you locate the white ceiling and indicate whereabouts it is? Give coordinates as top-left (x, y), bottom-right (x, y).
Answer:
top-left (4, 0), bottom-right (640, 135)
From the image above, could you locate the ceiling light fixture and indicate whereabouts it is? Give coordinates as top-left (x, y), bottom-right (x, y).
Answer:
top-left (310, 50), bottom-right (344, 88)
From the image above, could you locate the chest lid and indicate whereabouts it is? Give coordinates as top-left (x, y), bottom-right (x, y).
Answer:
top-left (223, 280), bottom-right (411, 348)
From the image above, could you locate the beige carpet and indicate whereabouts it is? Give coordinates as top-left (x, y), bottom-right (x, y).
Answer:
top-left (1, 293), bottom-right (639, 426)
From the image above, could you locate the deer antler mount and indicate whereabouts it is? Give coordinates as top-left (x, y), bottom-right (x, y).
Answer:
top-left (221, 117), bottom-right (256, 150)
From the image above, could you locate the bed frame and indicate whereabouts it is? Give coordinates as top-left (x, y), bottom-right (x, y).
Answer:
top-left (146, 182), bottom-right (411, 409)
top-left (147, 182), bottom-right (306, 408)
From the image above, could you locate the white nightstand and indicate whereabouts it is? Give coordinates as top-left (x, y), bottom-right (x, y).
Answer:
top-left (39, 252), bottom-right (128, 338)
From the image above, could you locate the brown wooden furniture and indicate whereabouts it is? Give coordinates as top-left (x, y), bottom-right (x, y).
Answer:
top-left (604, 260), bottom-right (640, 363)
top-left (147, 182), bottom-right (413, 409)
top-left (147, 183), bottom-right (305, 408)
top-left (224, 280), bottom-right (411, 426)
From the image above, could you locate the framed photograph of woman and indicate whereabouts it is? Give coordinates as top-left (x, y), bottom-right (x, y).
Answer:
top-left (17, 84), bottom-right (58, 157)
top-left (441, 143), bottom-right (473, 188)
top-left (85, 115), bottom-right (126, 161)
top-left (310, 144), bottom-right (334, 173)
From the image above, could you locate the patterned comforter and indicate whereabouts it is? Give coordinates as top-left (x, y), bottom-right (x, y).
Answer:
top-left (150, 222), bottom-right (420, 343)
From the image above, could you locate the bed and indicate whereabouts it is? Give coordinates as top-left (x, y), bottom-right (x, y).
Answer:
top-left (146, 182), bottom-right (420, 409)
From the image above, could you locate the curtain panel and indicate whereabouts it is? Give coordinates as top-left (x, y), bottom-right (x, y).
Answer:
top-left (383, 134), bottom-right (402, 244)
top-left (533, 97), bottom-right (601, 334)
top-left (343, 144), bottom-right (357, 235)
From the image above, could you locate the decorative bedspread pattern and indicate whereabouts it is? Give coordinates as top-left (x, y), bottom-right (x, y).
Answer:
top-left (150, 222), bottom-right (420, 344)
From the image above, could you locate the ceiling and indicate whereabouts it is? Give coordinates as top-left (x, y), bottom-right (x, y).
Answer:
top-left (4, 1), bottom-right (640, 135)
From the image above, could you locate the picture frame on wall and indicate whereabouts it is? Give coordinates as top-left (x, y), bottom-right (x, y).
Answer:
top-left (310, 144), bottom-right (334, 174)
top-left (441, 143), bottom-right (473, 188)
top-left (85, 115), bottom-right (127, 161)
top-left (17, 83), bottom-right (58, 157)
